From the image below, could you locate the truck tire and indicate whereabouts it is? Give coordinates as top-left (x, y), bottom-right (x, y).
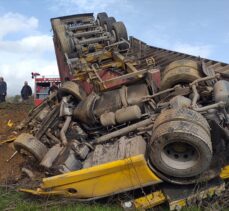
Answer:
top-left (14, 133), bottom-right (48, 162)
top-left (112, 21), bottom-right (128, 50)
top-left (112, 21), bottom-right (128, 42)
top-left (52, 19), bottom-right (72, 54)
top-left (160, 59), bottom-right (201, 90)
top-left (59, 81), bottom-right (86, 101)
top-left (103, 17), bottom-right (116, 32)
top-left (97, 12), bottom-right (108, 26)
top-left (149, 108), bottom-right (212, 178)
top-left (153, 108), bottom-right (210, 135)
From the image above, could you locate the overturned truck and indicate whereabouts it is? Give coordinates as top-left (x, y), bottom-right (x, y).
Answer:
top-left (15, 13), bottom-right (229, 209)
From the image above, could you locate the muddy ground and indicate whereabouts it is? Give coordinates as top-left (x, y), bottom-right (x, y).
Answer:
top-left (1, 102), bottom-right (229, 210)
top-left (0, 102), bottom-right (32, 184)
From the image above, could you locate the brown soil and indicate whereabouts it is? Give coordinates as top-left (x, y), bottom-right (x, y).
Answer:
top-left (0, 102), bottom-right (33, 184)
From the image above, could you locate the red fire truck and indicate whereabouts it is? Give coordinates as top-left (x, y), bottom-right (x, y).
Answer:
top-left (32, 73), bottom-right (60, 106)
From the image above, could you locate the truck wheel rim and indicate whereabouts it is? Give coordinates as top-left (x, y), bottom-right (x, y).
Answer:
top-left (161, 141), bottom-right (199, 170)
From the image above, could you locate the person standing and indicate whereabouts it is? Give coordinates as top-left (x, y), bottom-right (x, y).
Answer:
top-left (21, 81), bottom-right (32, 100)
top-left (0, 77), bottom-right (7, 103)
top-left (48, 82), bottom-right (59, 95)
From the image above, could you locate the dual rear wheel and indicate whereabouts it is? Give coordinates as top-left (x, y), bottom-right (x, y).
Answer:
top-left (97, 12), bottom-right (128, 50)
top-left (160, 59), bottom-right (201, 90)
top-left (149, 108), bottom-right (212, 182)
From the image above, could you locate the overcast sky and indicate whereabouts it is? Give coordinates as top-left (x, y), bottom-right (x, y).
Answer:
top-left (0, 0), bottom-right (229, 96)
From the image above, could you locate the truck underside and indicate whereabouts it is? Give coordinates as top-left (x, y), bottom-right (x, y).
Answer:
top-left (14, 12), bottom-right (229, 210)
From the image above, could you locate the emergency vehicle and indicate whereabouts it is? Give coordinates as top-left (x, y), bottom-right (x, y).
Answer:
top-left (32, 72), bottom-right (60, 106)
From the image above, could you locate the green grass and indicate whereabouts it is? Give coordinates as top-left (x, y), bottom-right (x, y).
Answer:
top-left (1, 187), bottom-right (229, 211)
top-left (0, 187), bottom-right (122, 211)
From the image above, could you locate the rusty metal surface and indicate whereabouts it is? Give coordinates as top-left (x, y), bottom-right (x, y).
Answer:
top-left (13, 12), bottom-right (229, 210)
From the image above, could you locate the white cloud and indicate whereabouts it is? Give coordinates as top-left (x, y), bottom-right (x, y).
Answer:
top-left (0, 13), bottom-right (58, 96)
top-left (172, 42), bottom-right (212, 58)
top-left (0, 9), bottom-right (216, 95)
top-left (0, 35), bottom-right (53, 54)
top-left (0, 54), bottom-right (58, 96)
top-left (0, 12), bottom-right (38, 38)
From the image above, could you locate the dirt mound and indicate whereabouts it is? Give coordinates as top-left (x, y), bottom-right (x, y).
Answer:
top-left (0, 144), bottom-right (24, 184)
top-left (0, 102), bottom-right (32, 140)
top-left (0, 102), bottom-right (32, 184)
